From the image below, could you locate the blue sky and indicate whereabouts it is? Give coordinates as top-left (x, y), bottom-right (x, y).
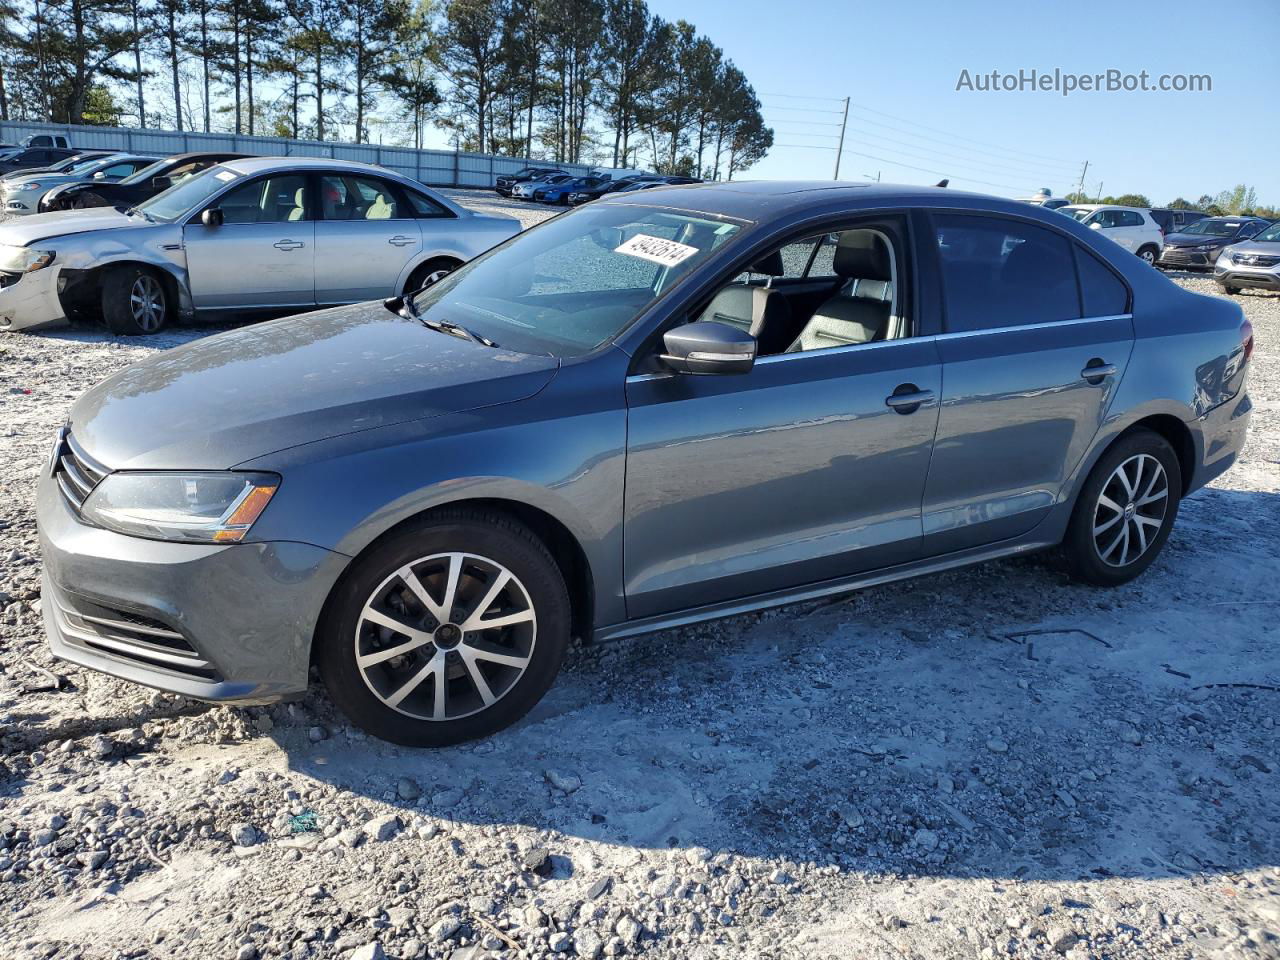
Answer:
top-left (645, 0), bottom-right (1279, 205)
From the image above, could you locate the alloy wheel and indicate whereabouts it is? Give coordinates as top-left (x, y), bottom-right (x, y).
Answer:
top-left (1092, 453), bottom-right (1169, 567)
top-left (354, 552), bottom-right (537, 721)
top-left (1139, 249), bottom-right (1156, 265)
top-left (129, 274), bottom-right (166, 332)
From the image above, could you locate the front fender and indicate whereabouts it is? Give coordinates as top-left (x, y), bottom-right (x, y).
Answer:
top-left (56, 230), bottom-right (192, 316)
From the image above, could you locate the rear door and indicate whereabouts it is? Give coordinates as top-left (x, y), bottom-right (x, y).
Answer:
top-left (313, 172), bottom-right (420, 304)
top-left (921, 213), bottom-right (1134, 554)
top-left (183, 171), bottom-right (316, 309)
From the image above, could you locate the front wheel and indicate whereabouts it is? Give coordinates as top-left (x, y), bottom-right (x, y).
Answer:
top-left (1062, 430), bottom-right (1182, 587)
top-left (404, 257), bottom-right (462, 296)
top-left (1219, 283), bottom-right (1241, 296)
top-left (317, 511), bottom-right (571, 747)
top-left (101, 264), bottom-right (170, 335)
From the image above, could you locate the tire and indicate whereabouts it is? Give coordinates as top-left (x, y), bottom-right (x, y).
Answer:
top-left (404, 257), bottom-right (461, 296)
top-left (101, 264), bottom-right (170, 335)
top-left (1219, 283), bottom-right (1241, 296)
top-left (1063, 430), bottom-right (1182, 587)
top-left (316, 510), bottom-right (571, 747)
top-left (1137, 246), bottom-right (1159, 266)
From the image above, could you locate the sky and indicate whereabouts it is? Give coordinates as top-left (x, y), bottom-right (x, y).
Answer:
top-left (641, 0), bottom-right (1280, 205)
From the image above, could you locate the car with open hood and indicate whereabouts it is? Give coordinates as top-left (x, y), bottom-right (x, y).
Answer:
top-left (37, 181), bottom-right (1252, 747)
top-left (0, 156), bottom-right (519, 335)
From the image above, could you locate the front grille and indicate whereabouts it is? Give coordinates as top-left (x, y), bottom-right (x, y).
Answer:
top-left (1234, 254), bottom-right (1279, 268)
top-left (53, 590), bottom-right (221, 681)
top-left (51, 429), bottom-right (108, 514)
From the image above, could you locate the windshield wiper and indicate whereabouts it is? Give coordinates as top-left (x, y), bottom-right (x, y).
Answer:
top-left (124, 206), bottom-right (154, 222)
top-left (383, 293), bottom-right (498, 348)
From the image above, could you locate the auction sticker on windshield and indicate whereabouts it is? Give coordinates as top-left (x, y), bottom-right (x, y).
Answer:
top-left (615, 234), bottom-right (700, 267)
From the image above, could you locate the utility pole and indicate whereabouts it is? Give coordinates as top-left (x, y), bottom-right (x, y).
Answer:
top-left (1075, 160), bottom-right (1089, 200)
top-left (1094, 181), bottom-right (1104, 203)
top-left (833, 96), bottom-right (849, 180)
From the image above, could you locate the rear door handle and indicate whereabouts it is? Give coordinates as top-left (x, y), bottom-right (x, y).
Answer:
top-left (388, 235), bottom-right (417, 247)
top-left (273, 239), bottom-right (305, 251)
top-left (885, 387), bottom-right (936, 413)
top-left (1080, 361), bottom-right (1117, 382)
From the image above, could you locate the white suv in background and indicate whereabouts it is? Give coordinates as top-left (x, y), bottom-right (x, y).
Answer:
top-left (1058, 204), bottom-right (1164, 265)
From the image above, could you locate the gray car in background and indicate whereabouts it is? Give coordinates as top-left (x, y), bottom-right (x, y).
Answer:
top-left (0, 156), bottom-right (520, 334)
top-left (1, 153), bottom-right (161, 217)
top-left (37, 182), bottom-right (1253, 746)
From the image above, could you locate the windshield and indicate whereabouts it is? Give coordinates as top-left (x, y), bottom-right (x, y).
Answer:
top-left (1252, 222), bottom-right (1280, 243)
top-left (135, 165), bottom-right (238, 221)
top-left (122, 158), bottom-right (171, 185)
top-left (1181, 219), bottom-right (1243, 237)
top-left (408, 204), bottom-right (744, 357)
top-left (1059, 207), bottom-right (1094, 222)
top-left (0, 149), bottom-right (19, 161)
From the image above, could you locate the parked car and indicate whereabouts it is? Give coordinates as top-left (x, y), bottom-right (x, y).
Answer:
top-left (1059, 204), bottom-right (1165, 264)
top-left (19, 133), bottom-right (73, 149)
top-left (36, 183), bottom-right (1252, 746)
top-left (0, 145), bottom-right (81, 175)
top-left (0, 149), bottom-right (116, 183)
top-left (494, 166), bottom-right (560, 197)
top-left (1156, 216), bottom-right (1271, 271)
top-left (1213, 219), bottom-right (1280, 294)
top-left (534, 175), bottom-right (607, 204)
top-left (1148, 207), bottom-right (1209, 236)
top-left (1018, 193), bottom-right (1069, 210)
top-left (511, 173), bottom-right (574, 200)
top-left (2, 153), bottom-right (162, 216)
top-left (566, 174), bottom-right (666, 205)
top-left (41, 152), bottom-right (253, 212)
top-left (0, 157), bottom-right (520, 335)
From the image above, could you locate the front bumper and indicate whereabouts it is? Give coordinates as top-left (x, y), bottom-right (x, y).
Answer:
top-left (1214, 261), bottom-right (1280, 290)
top-left (1158, 246), bottom-right (1222, 268)
top-left (3, 192), bottom-right (42, 216)
top-left (0, 264), bottom-right (67, 331)
top-left (37, 470), bottom-right (350, 703)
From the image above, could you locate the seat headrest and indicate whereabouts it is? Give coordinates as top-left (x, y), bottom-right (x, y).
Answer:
top-left (747, 250), bottom-right (785, 277)
top-left (833, 230), bottom-right (892, 281)
top-left (294, 188), bottom-right (306, 205)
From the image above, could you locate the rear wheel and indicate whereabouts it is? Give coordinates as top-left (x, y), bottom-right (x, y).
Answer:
top-left (101, 264), bottom-right (170, 335)
top-left (317, 511), bottom-right (571, 747)
top-left (404, 257), bottom-right (462, 296)
top-left (1063, 430), bottom-right (1182, 587)
top-left (1137, 245), bottom-right (1159, 266)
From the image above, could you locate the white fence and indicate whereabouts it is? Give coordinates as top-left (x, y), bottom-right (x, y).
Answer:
top-left (0, 121), bottom-right (593, 188)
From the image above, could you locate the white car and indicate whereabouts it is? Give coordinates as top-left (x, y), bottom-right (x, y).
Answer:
top-left (1058, 204), bottom-right (1164, 265)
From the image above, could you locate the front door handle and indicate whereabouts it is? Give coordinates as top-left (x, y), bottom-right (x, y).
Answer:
top-left (1080, 360), bottom-right (1117, 383)
top-left (273, 239), bottom-right (305, 251)
top-left (388, 235), bottom-right (417, 247)
top-left (885, 385), bottom-right (936, 414)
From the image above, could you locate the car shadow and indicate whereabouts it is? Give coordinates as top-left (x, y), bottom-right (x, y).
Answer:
top-left (258, 484), bottom-right (1279, 885)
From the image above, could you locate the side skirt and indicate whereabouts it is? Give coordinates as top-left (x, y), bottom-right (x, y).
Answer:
top-left (593, 537), bottom-right (1057, 643)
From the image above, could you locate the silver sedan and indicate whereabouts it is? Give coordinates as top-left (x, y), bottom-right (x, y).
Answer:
top-left (0, 157), bottom-right (521, 335)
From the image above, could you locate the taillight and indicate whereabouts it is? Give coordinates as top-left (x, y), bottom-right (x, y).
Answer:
top-left (1241, 319), bottom-right (1254, 363)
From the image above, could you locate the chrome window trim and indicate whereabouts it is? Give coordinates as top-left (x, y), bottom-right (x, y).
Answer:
top-left (625, 313), bottom-right (1133, 380)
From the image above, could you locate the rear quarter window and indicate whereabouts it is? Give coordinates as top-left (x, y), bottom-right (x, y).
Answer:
top-left (1073, 246), bottom-right (1130, 317)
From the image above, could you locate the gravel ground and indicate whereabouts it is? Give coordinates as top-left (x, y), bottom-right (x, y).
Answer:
top-left (1, 193), bottom-right (1278, 960)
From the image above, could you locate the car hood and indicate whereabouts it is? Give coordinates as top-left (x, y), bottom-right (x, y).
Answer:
top-left (1164, 231), bottom-right (1232, 247)
top-left (0, 207), bottom-right (138, 244)
top-left (1222, 240), bottom-right (1280, 258)
top-left (4, 173), bottom-right (74, 189)
top-left (69, 302), bottom-right (560, 470)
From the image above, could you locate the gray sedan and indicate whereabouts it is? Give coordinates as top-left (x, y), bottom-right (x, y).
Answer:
top-left (1, 153), bottom-right (161, 217)
top-left (37, 182), bottom-right (1253, 746)
top-left (0, 157), bottom-right (520, 334)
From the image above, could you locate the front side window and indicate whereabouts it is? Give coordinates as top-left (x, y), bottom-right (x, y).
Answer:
top-left (319, 174), bottom-right (403, 220)
top-left (217, 174), bottom-right (310, 224)
top-left (407, 204), bottom-right (744, 357)
top-left (935, 214), bottom-right (1080, 332)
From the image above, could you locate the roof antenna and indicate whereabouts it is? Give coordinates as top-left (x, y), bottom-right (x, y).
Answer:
top-left (935, 179), bottom-right (949, 188)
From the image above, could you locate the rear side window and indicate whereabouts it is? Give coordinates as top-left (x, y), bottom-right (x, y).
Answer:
top-left (934, 214), bottom-right (1081, 332)
top-left (1116, 211), bottom-right (1144, 227)
top-left (406, 189), bottom-right (452, 219)
top-left (1073, 247), bottom-right (1130, 317)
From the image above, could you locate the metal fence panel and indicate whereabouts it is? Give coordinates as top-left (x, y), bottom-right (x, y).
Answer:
top-left (0, 120), bottom-right (594, 188)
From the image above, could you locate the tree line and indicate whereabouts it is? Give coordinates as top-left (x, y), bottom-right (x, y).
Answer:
top-left (0, 0), bottom-right (772, 178)
top-left (1062, 185), bottom-right (1277, 219)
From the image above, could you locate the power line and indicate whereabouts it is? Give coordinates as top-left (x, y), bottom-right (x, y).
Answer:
top-left (761, 92), bottom-right (848, 102)
top-left (760, 104), bottom-right (848, 115)
top-left (838, 125), bottom-right (1079, 184)
top-left (834, 147), bottom-right (1035, 193)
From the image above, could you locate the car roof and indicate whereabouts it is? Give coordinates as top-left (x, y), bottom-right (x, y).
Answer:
top-left (160, 151), bottom-right (255, 163)
top-left (600, 180), bottom-right (1075, 223)
top-left (217, 156), bottom-right (402, 177)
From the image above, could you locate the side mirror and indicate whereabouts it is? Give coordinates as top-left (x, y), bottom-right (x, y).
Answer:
top-left (1089, 221), bottom-right (1103, 230)
top-left (201, 208), bottom-right (223, 227)
top-left (152, 175), bottom-right (174, 191)
top-left (92, 171), bottom-right (106, 179)
top-left (661, 321), bottom-right (756, 375)
top-left (589, 226), bottom-right (624, 251)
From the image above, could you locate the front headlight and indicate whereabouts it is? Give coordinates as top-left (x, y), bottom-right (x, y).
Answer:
top-left (81, 472), bottom-right (279, 543)
top-left (1193, 243), bottom-right (1220, 252)
top-left (0, 244), bottom-right (55, 272)
top-left (21, 181), bottom-right (42, 190)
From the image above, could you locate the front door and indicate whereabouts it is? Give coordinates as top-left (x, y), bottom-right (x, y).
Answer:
top-left (623, 218), bottom-right (941, 619)
top-left (922, 213), bottom-right (1135, 553)
top-left (183, 172), bottom-right (315, 309)
top-left (314, 173), bottom-right (421, 304)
